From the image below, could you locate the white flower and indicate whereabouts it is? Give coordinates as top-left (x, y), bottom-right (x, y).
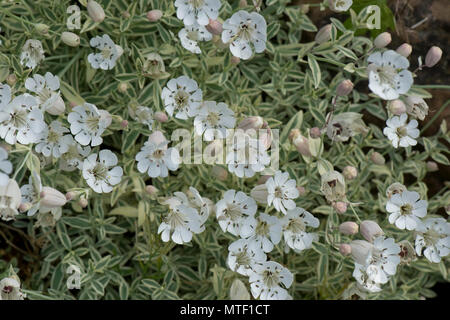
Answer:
top-left (329, 0), bottom-right (353, 12)
top-left (161, 76), bottom-right (202, 119)
top-left (20, 173), bottom-right (43, 216)
top-left (281, 207), bottom-right (319, 252)
top-left (0, 277), bottom-right (25, 300)
top-left (59, 141), bottom-right (91, 172)
top-left (173, 187), bottom-right (211, 223)
top-left (367, 50), bottom-right (413, 100)
top-left (175, 0), bottom-right (221, 26)
top-left (24, 72), bottom-right (61, 112)
top-left (0, 92), bottom-right (45, 145)
top-left (0, 147), bottom-right (12, 186)
top-left (216, 189), bottom-right (257, 238)
top-left (266, 171), bottom-right (299, 214)
top-left (88, 34), bottom-right (119, 70)
top-left (194, 101), bottom-right (235, 141)
top-left (386, 190), bottom-right (427, 230)
top-left (20, 39), bottom-right (45, 69)
top-left (383, 113), bottom-right (419, 148)
top-left (0, 178), bottom-right (21, 221)
top-left (35, 120), bottom-right (73, 158)
top-left (222, 10), bottom-right (267, 60)
top-left (415, 218), bottom-right (450, 263)
top-left (249, 261), bottom-right (293, 300)
top-left (135, 132), bottom-right (180, 178)
top-left (352, 263), bottom-right (382, 293)
top-left (179, 23), bottom-right (213, 54)
top-left (247, 213), bottom-right (282, 253)
top-left (227, 239), bottom-right (266, 276)
top-left (132, 106), bottom-right (154, 130)
top-left (363, 236), bottom-right (401, 285)
top-left (82, 150), bottom-right (123, 193)
top-left (68, 103), bottom-right (110, 146)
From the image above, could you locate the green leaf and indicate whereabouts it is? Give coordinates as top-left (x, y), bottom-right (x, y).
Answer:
top-left (307, 54), bottom-right (321, 89)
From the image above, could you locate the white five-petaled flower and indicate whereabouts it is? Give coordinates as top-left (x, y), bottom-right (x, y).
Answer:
top-left (88, 34), bottom-right (119, 70)
top-left (227, 239), bottom-right (266, 276)
top-left (174, 0), bottom-right (221, 26)
top-left (222, 10), bottom-right (267, 60)
top-left (249, 261), bottom-right (293, 300)
top-left (0, 178), bottom-right (21, 221)
top-left (386, 190), bottom-right (427, 230)
top-left (415, 218), bottom-right (450, 263)
top-left (383, 113), bottom-right (419, 148)
top-left (20, 39), bottom-right (45, 69)
top-left (247, 213), bottom-right (282, 253)
top-left (179, 23), bottom-right (213, 54)
top-left (367, 50), bottom-right (413, 100)
top-left (68, 103), bottom-right (111, 146)
top-left (266, 171), bottom-right (299, 214)
top-left (216, 189), bottom-right (257, 238)
top-left (352, 263), bottom-right (382, 293)
top-left (35, 120), bottom-right (73, 158)
top-left (363, 236), bottom-right (401, 285)
top-left (82, 150), bottom-right (123, 193)
top-left (281, 207), bottom-right (319, 252)
top-left (161, 76), bottom-right (202, 119)
top-left (0, 277), bottom-right (25, 300)
top-left (59, 141), bottom-right (91, 172)
top-left (194, 101), bottom-right (235, 141)
top-left (20, 173), bottom-right (43, 217)
top-left (25, 72), bottom-right (61, 112)
top-left (0, 89), bottom-right (45, 145)
top-left (171, 187), bottom-right (211, 224)
top-left (0, 147), bottom-right (12, 186)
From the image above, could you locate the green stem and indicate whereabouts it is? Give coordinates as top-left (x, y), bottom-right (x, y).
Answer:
top-left (420, 99), bottom-right (450, 133)
top-left (57, 50), bottom-right (83, 78)
top-left (348, 203), bottom-right (361, 223)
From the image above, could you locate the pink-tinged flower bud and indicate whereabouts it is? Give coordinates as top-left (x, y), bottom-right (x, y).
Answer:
top-left (343, 166), bottom-right (358, 180)
top-left (6, 74), bottom-right (17, 86)
top-left (339, 243), bottom-right (352, 255)
top-left (388, 99), bottom-right (406, 115)
top-left (333, 201), bottom-right (347, 214)
top-left (145, 185), bottom-right (159, 195)
top-left (120, 120), bottom-right (129, 129)
top-left (297, 186), bottom-right (306, 196)
top-left (19, 202), bottom-right (32, 213)
top-left (87, 0), bottom-right (105, 23)
top-left (61, 32), bottom-right (80, 47)
top-left (40, 187), bottom-right (67, 208)
top-left (78, 197), bottom-right (88, 208)
top-left (65, 191), bottom-right (76, 201)
top-left (211, 165), bottom-right (228, 181)
top-left (339, 221), bottom-right (358, 235)
top-left (118, 82), bottom-right (128, 92)
top-left (310, 127), bottom-right (321, 139)
top-left (336, 79), bottom-right (354, 96)
top-left (146, 9), bottom-right (163, 22)
top-left (46, 96), bottom-right (65, 116)
top-left (350, 240), bottom-right (374, 264)
top-left (206, 19), bottom-right (223, 35)
top-left (238, 116), bottom-right (264, 131)
top-left (154, 111), bottom-right (168, 123)
top-left (425, 46), bottom-right (442, 68)
top-left (148, 130), bottom-right (167, 146)
top-left (292, 133), bottom-right (312, 157)
top-left (250, 184), bottom-right (268, 204)
top-left (69, 101), bottom-right (78, 108)
top-left (396, 43), bottom-right (412, 57)
top-left (231, 56), bottom-right (240, 65)
top-left (360, 220), bottom-right (384, 242)
top-left (374, 32), bottom-right (391, 48)
top-left (239, 0), bottom-right (248, 8)
top-left (426, 161), bottom-right (438, 172)
top-left (370, 152), bottom-right (385, 165)
top-left (122, 11), bottom-right (130, 18)
top-left (315, 24), bottom-right (332, 44)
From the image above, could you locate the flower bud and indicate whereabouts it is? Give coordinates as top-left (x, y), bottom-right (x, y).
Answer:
top-left (231, 56), bottom-right (240, 65)
top-left (78, 197), bottom-right (88, 208)
top-left (154, 111), bottom-right (168, 123)
top-left (45, 95), bottom-right (65, 116)
top-left (343, 166), bottom-right (357, 180)
top-left (6, 74), bottom-right (17, 86)
top-left (297, 186), bottom-right (306, 196)
top-left (148, 130), bottom-right (167, 146)
top-left (310, 127), bottom-right (321, 139)
top-left (65, 191), bottom-right (76, 201)
top-left (239, 0), bottom-right (248, 8)
top-left (336, 79), bottom-right (354, 96)
top-left (35, 23), bottom-right (49, 35)
top-left (19, 202), bottom-right (32, 213)
top-left (360, 220), bottom-right (384, 242)
top-left (300, 4), bottom-right (310, 14)
top-left (145, 185), bottom-right (159, 195)
top-left (388, 99), bottom-right (406, 115)
top-left (122, 11), bottom-right (130, 18)
top-left (211, 165), bottom-right (228, 181)
top-left (87, 0), bottom-right (105, 23)
top-left (250, 184), bottom-right (268, 204)
top-left (333, 201), bottom-right (348, 214)
top-left (146, 10), bottom-right (163, 22)
top-left (257, 175), bottom-right (271, 185)
top-left (120, 120), bottom-right (129, 129)
top-left (315, 24), bottom-right (332, 44)
top-left (425, 46), bottom-right (442, 68)
top-left (40, 187), bottom-right (67, 208)
top-left (339, 221), bottom-right (359, 235)
top-left (396, 43), bottom-right (412, 57)
top-left (61, 32), bottom-right (80, 47)
top-left (404, 95), bottom-right (428, 121)
top-left (206, 19), bottom-right (223, 35)
top-left (370, 152), bottom-right (385, 165)
top-left (350, 240), bottom-right (374, 265)
top-left (339, 243), bottom-right (352, 255)
top-left (230, 279), bottom-right (250, 300)
top-left (373, 32), bottom-right (391, 48)
top-left (426, 161), bottom-right (438, 172)
top-left (118, 82), bottom-right (128, 92)
top-left (386, 182), bottom-right (406, 199)
top-left (237, 116), bottom-right (264, 131)
top-left (292, 133), bottom-right (312, 157)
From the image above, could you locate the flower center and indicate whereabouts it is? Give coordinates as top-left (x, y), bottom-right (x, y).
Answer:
top-left (235, 250), bottom-right (251, 266)
top-left (85, 115), bottom-right (100, 132)
top-left (400, 203), bottom-right (412, 215)
top-left (224, 202), bottom-right (243, 221)
top-left (2, 286), bottom-right (13, 294)
top-left (262, 270), bottom-right (279, 288)
top-left (47, 129), bottom-right (61, 144)
top-left (174, 90), bottom-right (190, 109)
top-left (255, 220), bottom-right (270, 237)
top-left (90, 163), bottom-right (108, 181)
top-left (10, 110), bottom-right (28, 128)
top-left (274, 187), bottom-right (284, 198)
top-left (152, 149), bottom-right (165, 160)
top-left (38, 87), bottom-right (53, 103)
top-left (101, 48), bottom-right (113, 60)
top-left (396, 126), bottom-right (407, 137)
top-left (287, 217), bottom-right (305, 233)
top-left (335, 0), bottom-right (347, 8)
top-left (377, 65), bottom-right (397, 87)
top-left (166, 208), bottom-right (188, 230)
top-left (189, 0), bottom-right (204, 8)
top-left (424, 229), bottom-right (445, 247)
top-left (238, 21), bottom-right (255, 41)
top-left (206, 111), bottom-right (220, 126)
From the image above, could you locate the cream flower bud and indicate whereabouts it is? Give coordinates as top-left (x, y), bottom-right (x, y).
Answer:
top-left (310, 127), bottom-right (321, 138)
top-left (374, 32), bottom-right (391, 48)
top-left (396, 43), bottom-right (412, 57)
top-left (35, 23), bottom-right (49, 35)
top-left (426, 161), bottom-right (438, 172)
top-left (45, 95), bottom-right (65, 116)
top-left (339, 221), bottom-right (359, 235)
top-left (350, 240), bottom-right (374, 265)
top-left (386, 182), bottom-right (406, 199)
top-left (336, 79), bottom-right (354, 96)
top-left (145, 185), bottom-right (159, 195)
top-left (211, 165), bottom-right (228, 181)
top-left (250, 184), bottom-right (268, 204)
top-left (343, 166), bottom-right (357, 180)
top-left (148, 130), bottom-right (167, 145)
top-left (360, 220), bottom-right (384, 242)
top-left (146, 9), bottom-right (163, 22)
top-left (425, 46), bottom-right (442, 68)
top-left (6, 74), bottom-right (17, 86)
top-left (118, 82), bottom-right (128, 92)
top-left (297, 186), bottom-right (306, 196)
top-left (87, 0), bottom-right (105, 23)
top-left (61, 32), bottom-right (80, 47)
top-left (388, 99), bottom-right (406, 115)
top-left (154, 111), bottom-right (168, 123)
top-left (206, 19), bottom-right (223, 35)
top-left (333, 201), bottom-right (347, 214)
top-left (231, 56), bottom-right (240, 65)
top-left (339, 243), bottom-right (352, 255)
top-left (315, 24), bottom-right (332, 44)
top-left (40, 187), bottom-right (67, 208)
top-left (230, 279), bottom-right (250, 300)
top-left (404, 95), bottom-right (429, 121)
top-left (292, 133), bottom-right (312, 157)
top-left (78, 197), bottom-right (88, 208)
top-left (237, 116), bottom-right (264, 131)
top-left (370, 152), bottom-right (385, 165)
